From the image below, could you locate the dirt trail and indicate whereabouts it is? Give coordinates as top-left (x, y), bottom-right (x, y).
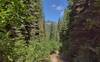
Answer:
top-left (49, 51), bottom-right (66, 62)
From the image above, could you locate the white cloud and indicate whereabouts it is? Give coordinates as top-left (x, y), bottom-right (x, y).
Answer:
top-left (51, 4), bottom-right (56, 8)
top-left (51, 4), bottom-right (64, 11)
top-left (60, 10), bottom-right (64, 16)
top-left (56, 6), bottom-right (63, 11)
top-left (51, 4), bottom-right (64, 16)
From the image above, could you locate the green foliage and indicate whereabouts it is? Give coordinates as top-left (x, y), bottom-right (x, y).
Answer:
top-left (62, 9), bottom-right (71, 31)
top-left (0, 39), bottom-right (61, 62)
top-left (59, 1), bottom-right (72, 54)
top-left (0, 0), bottom-right (26, 27)
top-left (0, 26), bottom-right (60, 62)
top-left (0, 0), bottom-right (62, 62)
top-left (0, 0), bottom-right (60, 62)
top-left (68, 0), bottom-right (78, 5)
top-left (0, 26), bottom-right (61, 62)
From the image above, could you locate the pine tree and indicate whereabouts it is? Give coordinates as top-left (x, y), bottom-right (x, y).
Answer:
top-left (60, 0), bottom-right (100, 62)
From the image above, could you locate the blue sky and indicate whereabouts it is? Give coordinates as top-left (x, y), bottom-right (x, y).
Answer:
top-left (42, 0), bottom-right (68, 22)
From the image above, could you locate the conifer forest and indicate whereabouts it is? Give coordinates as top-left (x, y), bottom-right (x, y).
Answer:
top-left (0, 0), bottom-right (100, 62)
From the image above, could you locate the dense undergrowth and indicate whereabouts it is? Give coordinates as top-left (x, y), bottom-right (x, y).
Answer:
top-left (0, 36), bottom-right (61, 62)
top-left (0, 0), bottom-right (61, 62)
